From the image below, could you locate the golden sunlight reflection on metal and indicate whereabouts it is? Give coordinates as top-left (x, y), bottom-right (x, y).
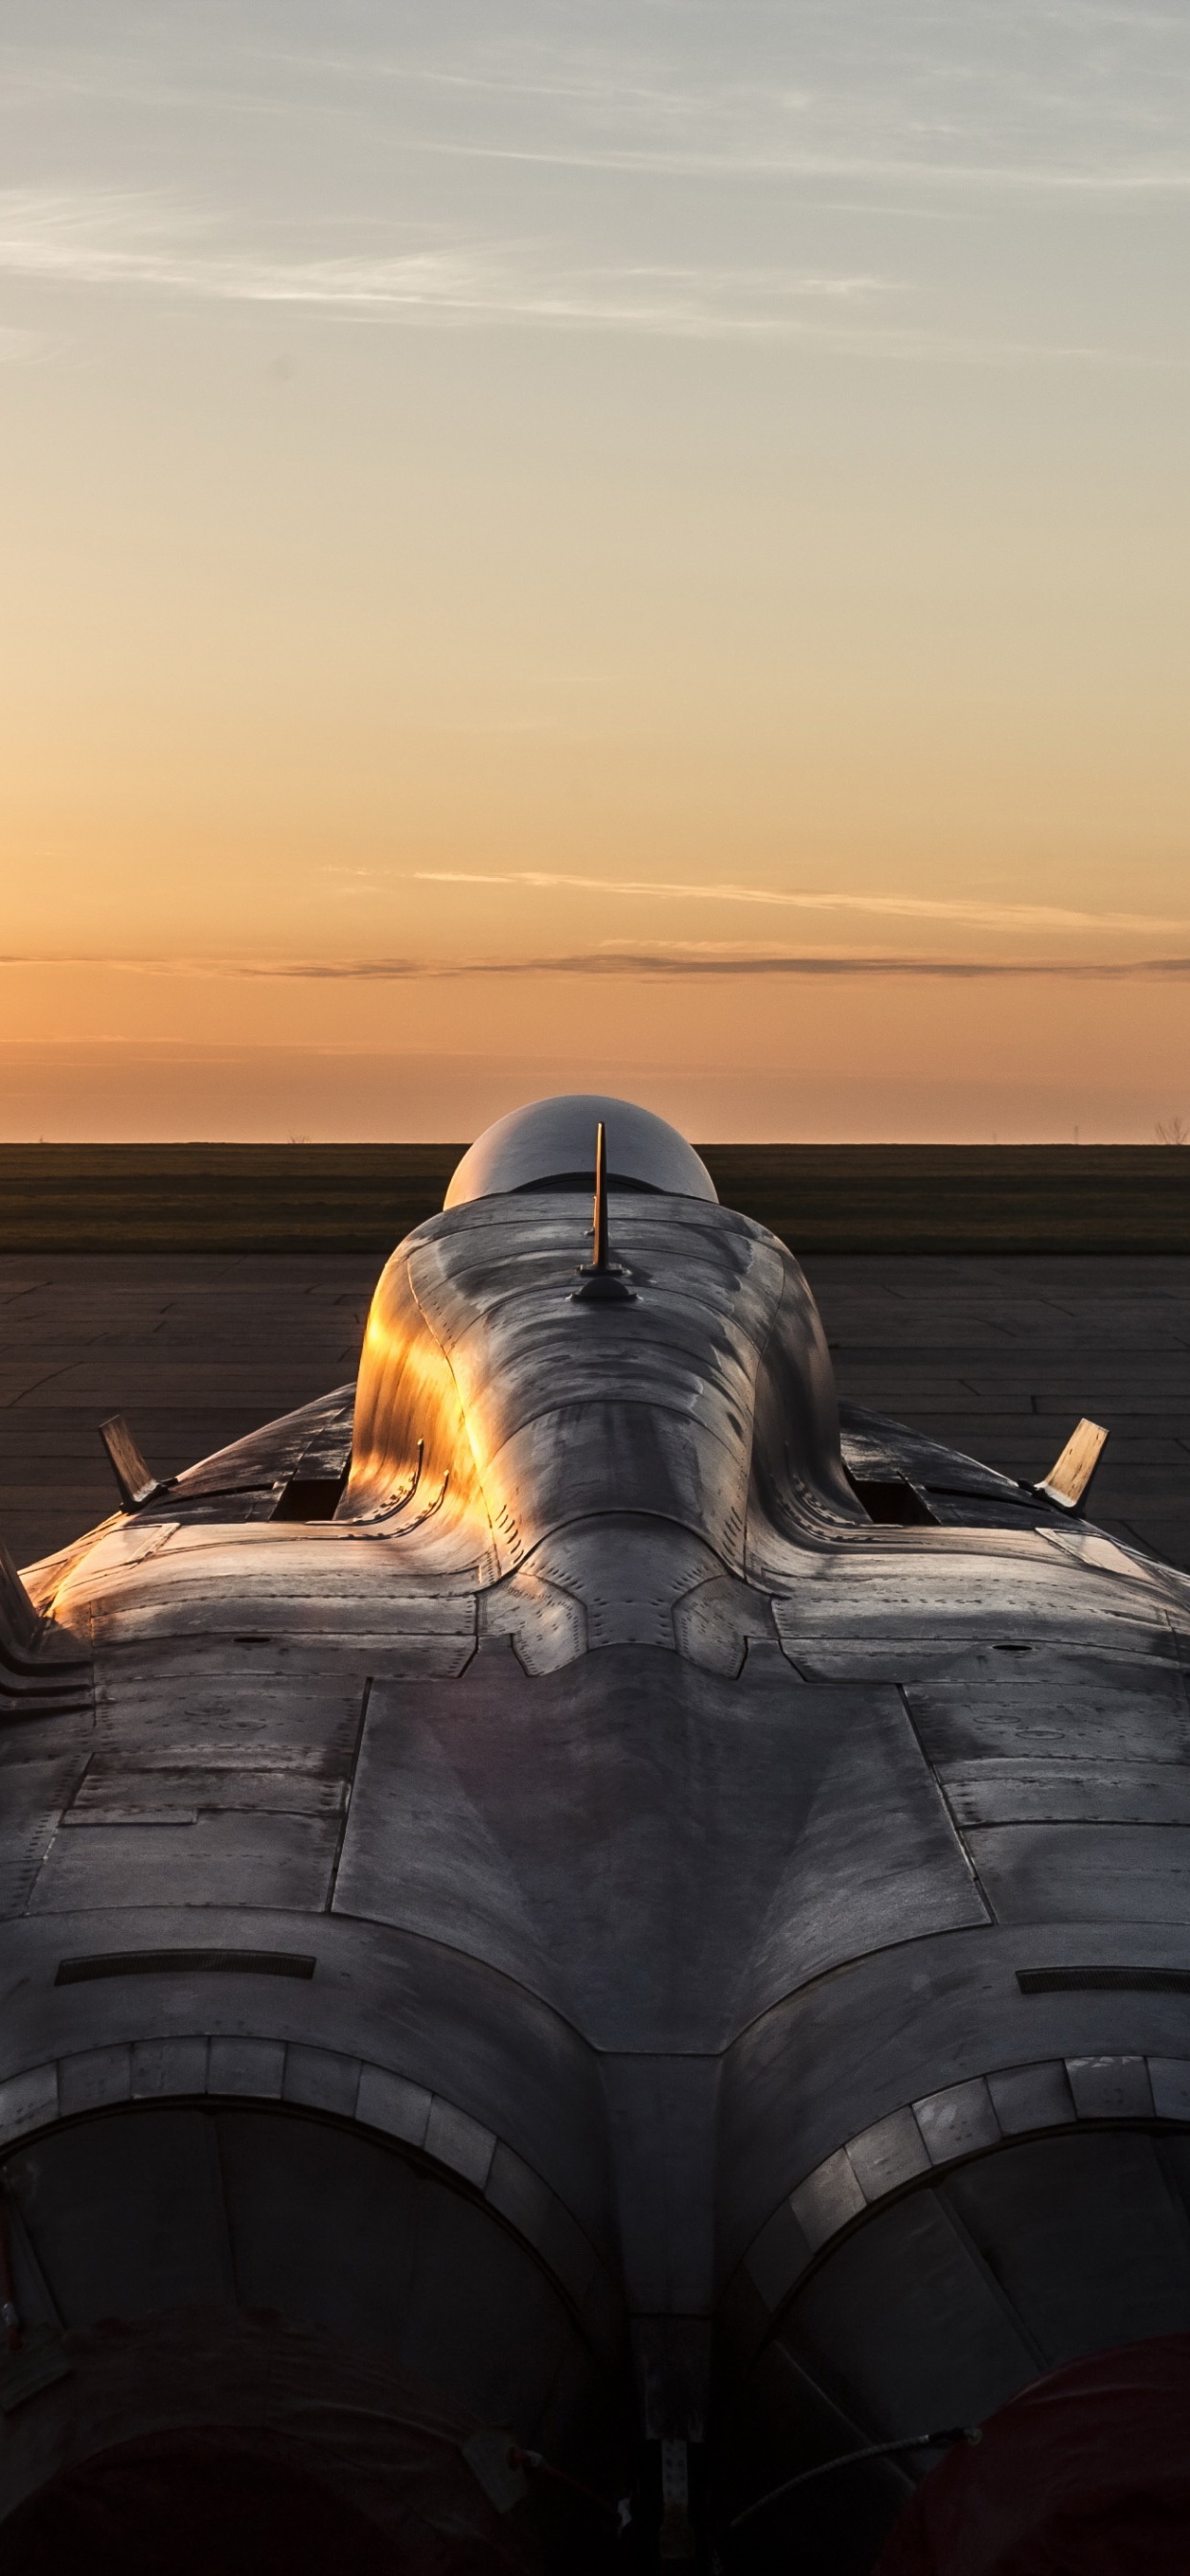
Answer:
top-left (343, 1294), bottom-right (494, 1561)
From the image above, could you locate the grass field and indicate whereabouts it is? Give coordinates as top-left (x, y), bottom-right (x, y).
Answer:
top-left (0, 1144), bottom-right (1187, 1254)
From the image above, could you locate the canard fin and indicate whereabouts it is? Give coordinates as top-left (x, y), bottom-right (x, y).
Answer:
top-left (1035, 1417), bottom-right (1109, 1513)
top-left (98, 1415), bottom-right (163, 1511)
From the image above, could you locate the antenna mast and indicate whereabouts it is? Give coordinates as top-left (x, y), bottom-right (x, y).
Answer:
top-left (572, 1122), bottom-right (635, 1303)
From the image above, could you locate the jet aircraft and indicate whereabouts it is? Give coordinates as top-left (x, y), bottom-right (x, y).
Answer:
top-left (1, 1092), bottom-right (1188, 2572)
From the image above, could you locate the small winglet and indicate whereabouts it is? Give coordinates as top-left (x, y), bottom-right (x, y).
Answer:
top-left (1035, 1417), bottom-right (1109, 1513)
top-left (98, 1416), bottom-right (163, 1512)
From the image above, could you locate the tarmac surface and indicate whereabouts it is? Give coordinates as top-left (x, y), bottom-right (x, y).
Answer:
top-left (1, 1252), bottom-right (1188, 1575)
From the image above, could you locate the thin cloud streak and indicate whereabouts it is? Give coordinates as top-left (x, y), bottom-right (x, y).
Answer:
top-left (236, 953), bottom-right (1190, 980)
top-left (413, 135), bottom-right (1190, 196)
top-left (416, 871), bottom-right (1190, 940)
top-left (0, 192), bottom-right (897, 338)
top-left (6, 953), bottom-right (1190, 982)
top-left (0, 193), bottom-right (1177, 365)
top-left (255, 42), bottom-right (1190, 196)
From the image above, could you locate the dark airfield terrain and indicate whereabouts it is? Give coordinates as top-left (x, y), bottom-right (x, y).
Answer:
top-left (1, 1144), bottom-right (1188, 1572)
top-left (1, 1142), bottom-right (1188, 1254)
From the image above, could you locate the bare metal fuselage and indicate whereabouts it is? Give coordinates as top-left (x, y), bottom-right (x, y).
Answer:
top-left (3, 1171), bottom-right (1190, 2566)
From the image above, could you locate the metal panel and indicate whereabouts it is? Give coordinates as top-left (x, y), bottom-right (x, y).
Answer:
top-left (355, 2062), bottom-right (432, 2149)
top-left (1065, 2054), bottom-right (1155, 2118)
top-left (790, 2151), bottom-right (866, 2252)
top-left (57, 2043), bottom-right (132, 2115)
top-left (943, 1761), bottom-right (1190, 1827)
top-left (332, 1655), bottom-right (984, 2050)
top-left (0, 1757), bottom-right (90, 1915)
top-left (528, 1519), bottom-right (721, 1653)
top-left (969, 1823), bottom-right (1190, 1924)
top-left (207, 2036), bottom-right (286, 2098)
top-left (0, 2064), bottom-right (57, 2146)
top-left (423, 2096), bottom-right (496, 2189)
top-left (71, 1765), bottom-right (347, 1818)
top-left (986, 2058), bottom-right (1077, 2135)
top-left (771, 1535), bottom-right (1170, 1684)
top-left (914, 2076), bottom-right (1001, 2165)
top-left (130, 2036), bottom-right (209, 2099)
top-left (1149, 2057), bottom-right (1190, 2120)
top-left (672, 1574), bottom-right (776, 1676)
top-left (846, 2108), bottom-right (931, 2200)
top-left (479, 1569), bottom-right (586, 1674)
top-left (72, 1522), bottom-right (178, 1578)
top-left (167, 1388), bottom-right (355, 1500)
top-left (283, 2045), bottom-right (361, 2118)
top-left (906, 1654), bottom-right (1190, 1768)
top-left (28, 1810), bottom-right (340, 1914)
top-left (90, 1659), bottom-right (370, 1773)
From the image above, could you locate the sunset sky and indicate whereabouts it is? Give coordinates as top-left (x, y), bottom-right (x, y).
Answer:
top-left (2, 1), bottom-right (1188, 1138)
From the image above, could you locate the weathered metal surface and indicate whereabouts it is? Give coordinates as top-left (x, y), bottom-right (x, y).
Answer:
top-left (3, 1095), bottom-right (1190, 2568)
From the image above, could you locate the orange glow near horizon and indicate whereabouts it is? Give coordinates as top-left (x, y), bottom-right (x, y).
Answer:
top-left (1, 7), bottom-right (1188, 1140)
top-left (2, 960), bottom-right (1187, 1142)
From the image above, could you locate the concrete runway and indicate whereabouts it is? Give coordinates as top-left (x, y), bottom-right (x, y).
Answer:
top-left (2, 1252), bottom-right (1188, 1575)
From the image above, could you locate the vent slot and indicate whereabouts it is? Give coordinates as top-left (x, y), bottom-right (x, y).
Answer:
top-left (56, 1948), bottom-right (316, 1986)
top-left (847, 1473), bottom-right (936, 1527)
top-left (1018, 1966), bottom-right (1190, 1995)
top-left (272, 1465), bottom-right (350, 1523)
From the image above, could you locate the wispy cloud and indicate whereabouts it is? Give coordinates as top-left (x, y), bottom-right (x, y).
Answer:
top-left (415, 870), bottom-right (1190, 941)
top-left (267, 12), bottom-right (1190, 201)
top-left (0, 190), bottom-right (897, 340)
top-left (409, 134), bottom-right (1190, 197)
top-left (0, 189), bottom-right (1178, 365)
top-left (236, 951), bottom-right (1190, 980)
top-left (261, 19), bottom-right (1190, 197)
top-left (6, 951), bottom-right (1190, 982)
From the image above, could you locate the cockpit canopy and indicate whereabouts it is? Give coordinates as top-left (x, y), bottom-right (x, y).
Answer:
top-left (444, 1092), bottom-right (718, 1209)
